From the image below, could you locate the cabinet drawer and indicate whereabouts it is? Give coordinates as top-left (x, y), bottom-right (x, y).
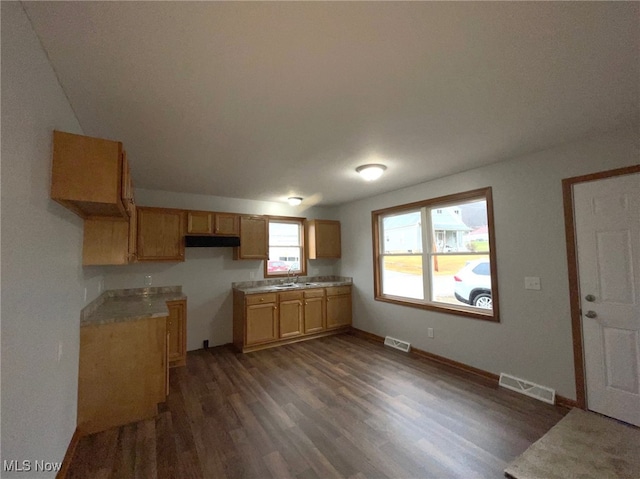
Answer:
top-left (279, 290), bottom-right (303, 301)
top-left (326, 285), bottom-right (351, 296)
top-left (304, 289), bottom-right (325, 299)
top-left (246, 293), bottom-right (277, 305)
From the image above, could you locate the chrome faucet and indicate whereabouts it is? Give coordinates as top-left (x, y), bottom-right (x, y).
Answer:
top-left (288, 267), bottom-right (298, 283)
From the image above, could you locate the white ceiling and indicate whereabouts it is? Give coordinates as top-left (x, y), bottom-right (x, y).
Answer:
top-left (23, 1), bottom-right (638, 206)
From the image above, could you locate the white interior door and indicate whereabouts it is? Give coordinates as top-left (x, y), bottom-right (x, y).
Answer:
top-left (574, 172), bottom-right (640, 427)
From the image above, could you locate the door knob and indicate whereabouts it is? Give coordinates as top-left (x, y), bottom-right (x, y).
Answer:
top-left (585, 310), bottom-right (597, 319)
top-left (585, 294), bottom-right (596, 302)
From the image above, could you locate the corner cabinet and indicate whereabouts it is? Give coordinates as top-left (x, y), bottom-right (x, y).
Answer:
top-left (51, 131), bottom-right (139, 265)
top-left (137, 207), bottom-right (185, 262)
top-left (307, 220), bottom-right (341, 258)
top-left (235, 215), bottom-right (268, 259)
top-left (233, 285), bottom-right (351, 353)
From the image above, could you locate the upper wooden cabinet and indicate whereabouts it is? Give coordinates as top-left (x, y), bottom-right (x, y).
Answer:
top-left (83, 217), bottom-right (130, 265)
top-left (235, 215), bottom-right (268, 259)
top-left (186, 211), bottom-right (212, 235)
top-left (214, 213), bottom-right (239, 236)
top-left (137, 207), bottom-right (185, 262)
top-left (51, 131), bottom-right (129, 218)
top-left (307, 220), bottom-right (341, 259)
top-left (186, 211), bottom-right (239, 236)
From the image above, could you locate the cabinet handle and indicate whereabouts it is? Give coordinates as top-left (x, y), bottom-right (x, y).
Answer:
top-left (274, 306), bottom-right (277, 310)
top-left (260, 298), bottom-right (264, 302)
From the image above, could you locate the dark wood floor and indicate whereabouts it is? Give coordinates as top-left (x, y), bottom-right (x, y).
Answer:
top-left (67, 333), bottom-right (567, 478)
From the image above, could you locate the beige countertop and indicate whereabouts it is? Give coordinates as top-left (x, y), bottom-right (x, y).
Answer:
top-left (81, 286), bottom-right (186, 326)
top-left (233, 276), bottom-right (352, 294)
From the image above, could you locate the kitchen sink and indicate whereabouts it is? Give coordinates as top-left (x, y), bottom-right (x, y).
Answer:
top-left (274, 283), bottom-right (300, 288)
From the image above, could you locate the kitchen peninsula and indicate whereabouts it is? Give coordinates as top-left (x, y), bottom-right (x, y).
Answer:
top-left (78, 286), bottom-right (187, 434)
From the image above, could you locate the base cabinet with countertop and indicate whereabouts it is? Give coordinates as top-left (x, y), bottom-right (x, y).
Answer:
top-left (233, 281), bottom-right (351, 353)
top-left (326, 286), bottom-right (352, 329)
top-left (78, 288), bottom-right (187, 435)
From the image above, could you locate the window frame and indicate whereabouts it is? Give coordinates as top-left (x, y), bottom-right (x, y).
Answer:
top-left (264, 216), bottom-right (307, 278)
top-left (372, 187), bottom-right (500, 322)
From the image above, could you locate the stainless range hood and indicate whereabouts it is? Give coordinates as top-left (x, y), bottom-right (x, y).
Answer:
top-left (185, 236), bottom-right (240, 247)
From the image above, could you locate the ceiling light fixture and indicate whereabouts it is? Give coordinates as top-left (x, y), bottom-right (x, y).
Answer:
top-left (356, 164), bottom-right (387, 181)
top-left (287, 196), bottom-right (303, 206)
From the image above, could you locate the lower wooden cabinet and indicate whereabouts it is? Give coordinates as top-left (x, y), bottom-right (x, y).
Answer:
top-left (279, 291), bottom-right (304, 339)
top-left (78, 298), bottom-right (187, 434)
top-left (78, 316), bottom-right (167, 435)
top-left (326, 286), bottom-right (352, 329)
top-left (244, 294), bottom-right (278, 344)
top-left (166, 300), bottom-right (187, 367)
top-left (233, 285), bottom-right (351, 352)
top-left (303, 289), bottom-right (326, 334)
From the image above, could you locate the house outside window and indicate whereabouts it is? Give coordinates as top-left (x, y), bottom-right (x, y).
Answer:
top-left (372, 187), bottom-right (499, 321)
top-left (265, 217), bottom-right (306, 277)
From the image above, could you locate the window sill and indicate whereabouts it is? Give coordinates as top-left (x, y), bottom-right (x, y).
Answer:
top-left (375, 294), bottom-right (499, 322)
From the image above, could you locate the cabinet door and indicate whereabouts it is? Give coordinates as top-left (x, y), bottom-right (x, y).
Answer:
top-left (121, 151), bottom-right (135, 215)
top-left (304, 296), bottom-right (325, 334)
top-left (308, 220), bottom-right (341, 259)
top-left (128, 204), bottom-right (137, 262)
top-left (279, 298), bottom-right (303, 338)
top-left (137, 207), bottom-right (185, 261)
top-left (166, 300), bottom-right (186, 367)
top-left (246, 303), bottom-right (278, 345)
top-left (214, 213), bottom-right (239, 236)
top-left (187, 211), bottom-right (213, 234)
top-left (83, 217), bottom-right (129, 265)
top-left (236, 216), bottom-right (268, 259)
top-left (326, 293), bottom-right (352, 329)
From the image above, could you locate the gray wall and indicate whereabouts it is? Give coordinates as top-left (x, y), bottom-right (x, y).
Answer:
top-left (1, 3), bottom-right (104, 476)
top-left (103, 189), bottom-right (340, 349)
top-left (338, 127), bottom-right (638, 400)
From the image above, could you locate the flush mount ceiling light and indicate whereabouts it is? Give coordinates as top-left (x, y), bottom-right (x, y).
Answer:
top-left (356, 164), bottom-right (387, 181)
top-left (287, 196), bottom-right (303, 206)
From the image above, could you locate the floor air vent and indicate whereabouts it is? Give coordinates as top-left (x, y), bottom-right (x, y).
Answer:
top-left (499, 373), bottom-right (556, 404)
top-left (384, 336), bottom-right (411, 353)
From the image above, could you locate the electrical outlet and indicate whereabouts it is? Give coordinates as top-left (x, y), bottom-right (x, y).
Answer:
top-left (98, 279), bottom-right (104, 294)
top-left (57, 341), bottom-right (63, 362)
top-left (144, 274), bottom-right (152, 286)
top-left (428, 328), bottom-right (434, 338)
top-left (83, 287), bottom-right (87, 302)
top-left (524, 276), bottom-right (541, 290)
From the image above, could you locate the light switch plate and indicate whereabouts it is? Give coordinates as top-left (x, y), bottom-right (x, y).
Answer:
top-left (524, 276), bottom-right (541, 290)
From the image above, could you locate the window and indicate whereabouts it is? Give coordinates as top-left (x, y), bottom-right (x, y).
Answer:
top-left (372, 187), bottom-right (499, 321)
top-left (265, 217), bottom-right (306, 277)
